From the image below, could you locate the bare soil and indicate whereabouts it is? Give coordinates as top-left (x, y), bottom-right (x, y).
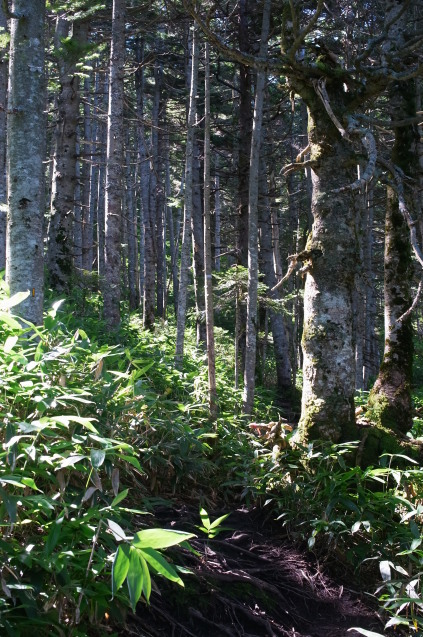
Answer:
top-left (122, 506), bottom-right (385, 637)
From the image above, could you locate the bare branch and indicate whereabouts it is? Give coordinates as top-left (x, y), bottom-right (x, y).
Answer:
top-left (282, 158), bottom-right (317, 176)
top-left (334, 123), bottom-right (377, 193)
top-left (271, 254), bottom-right (299, 292)
top-left (396, 278), bottom-right (423, 324)
top-left (287, 0), bottom-right (325, 61)
top-left (312, 78), bottom-right (348, 137)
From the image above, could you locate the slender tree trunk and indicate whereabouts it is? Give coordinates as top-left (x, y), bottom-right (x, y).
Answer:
top-left (204, 41), bottom-right (217, 418)
top-left (0, 3), bottom-right (8, 270)
top-left (48, 15), bottom-right (85, 292)
top-left (192, 137), bottom-right (206, 345)
top-left (82, 74), bottom-right (94, 272)
top-left (214, 153), bottom-right (221, 272)
top-left (6, 0), bottom-right (46, 324)
top-left (175, 22), bottom-right (199, 368)
top-left (258, 155), bottom-right (292, 395)
top-left (242, 0), bottom-right (271, 415)
top-left (126, 145), bottom-right (139, 310)
top-left (103, 0), bottom-right (125, 329)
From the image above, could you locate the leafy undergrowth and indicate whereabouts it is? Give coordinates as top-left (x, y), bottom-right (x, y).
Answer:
top-left (0, 289), bottom-right (422, 636)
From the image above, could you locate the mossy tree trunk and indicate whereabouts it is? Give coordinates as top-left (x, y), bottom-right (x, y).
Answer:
top-left (294, 86), bottom-right (360, 444)
top-left (368, 89), bottom-right (417, 434)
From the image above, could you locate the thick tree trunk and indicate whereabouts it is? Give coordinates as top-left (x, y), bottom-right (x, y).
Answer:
top-left (242, 0), bottom-right (271, 415)
top-left (296, 101), bottom-right (359, 443)
top-left (103, 0), bottom-right (125, 329)
top-left (6, 0), bottom-right (46, 324)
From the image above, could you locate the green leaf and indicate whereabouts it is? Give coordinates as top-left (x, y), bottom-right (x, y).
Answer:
top-left (132, 529), bottom-right (195, 550)
top-left (0, 312), bottom-right (22, 329)
top-left (347, 629), bottom-right (385, 637)
top-left (107, 519), bottom-right (128, 542)
top-left (111, 545), bottom-right (130, 598)
top-left (0, 290), bottom-right (30, 310)
top-left (52, 415), bottom-right (99, 433)
top-left (199, 507), bottom-right (210, 530)
top-left (111, 488), bottom-right (129, 508)
top-left (138, 547), bottom-right (183, 585)
top-left (139, 553), bottom-right (151, 602)
top-left (90, 448), bottom-right (106, 468)
top-left (4, 335), bottom-right (18, 353)
top-left (127, 548), bottom-right (143, 611)
top-left (209, 513), bottom-right (230, 530)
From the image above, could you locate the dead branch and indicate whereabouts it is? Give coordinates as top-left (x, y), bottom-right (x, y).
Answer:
top-left (312, 78), bottom-right (348, 137)
top-left (396, 277), bottom-right (423, 324)
top-left (282, 158), bottom-right (317, 176)
top-left (271, 254), bottom-right (299, 292)
top-left (334, 121), bottom-right (377, 193)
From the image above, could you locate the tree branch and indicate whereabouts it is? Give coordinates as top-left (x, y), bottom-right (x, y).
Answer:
top-left (287, 0), bottom-right (325, 61)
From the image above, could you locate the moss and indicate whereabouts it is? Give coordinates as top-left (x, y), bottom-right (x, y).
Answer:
top-left (357, 422), bottom-right (421, 468)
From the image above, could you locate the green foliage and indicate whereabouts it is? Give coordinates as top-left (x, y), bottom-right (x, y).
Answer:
top-left (0, 295), bottom-right (192, 635)
top-left (197, 508), bottom-right (231, 539)
top-left (245, 438), bottom-right (423, 634)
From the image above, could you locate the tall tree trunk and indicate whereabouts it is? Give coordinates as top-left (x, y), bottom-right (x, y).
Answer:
top-left (214, 153), bottom-right (221, 272)
top-left (368, 3), bottom-right (418, 434)
top-left (242, 0), bottom-right (271, 415)
top-left (81, 74), bottom-right (93, 272)
top-left (192, 137), bottom-right (206, 345)
top-left (204, 41), bottom-right (217, 418)
top-left (103, 0), bottom-right (125, 329)
top-left (175, 22), bottom-right (199, 368)
top-left (0, 2), bottom-right (8, 270)
top-left (6, 0), bottom-right (46, 324)
top-left (48, 16), bottom-right (85, 292)
top-left (258, 155), bottom-right (292, 395)
top-left (294, 98), bottom-right (360, 443)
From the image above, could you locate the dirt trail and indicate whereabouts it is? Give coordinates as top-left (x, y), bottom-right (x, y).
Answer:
top-left (123, 507), bottom-right (384, 637)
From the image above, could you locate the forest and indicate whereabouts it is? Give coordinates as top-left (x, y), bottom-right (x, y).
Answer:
top-left (1, 0), bottom-right (423, 635)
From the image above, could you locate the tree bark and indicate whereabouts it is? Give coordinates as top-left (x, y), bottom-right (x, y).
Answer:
top-left (242, 0), bottom-right (271, 415)
top-left (368, 2), bottom-right (418, 434)
top-left (204, 42), bottom-right (217, 418)
top-left (175, 22), bottom-right (199, 368)
top-left (0, 2), bottom-right (8, 270)
top-left (6, 0), bottom-right (46, 324)
top-left (48, 15), bottom-right (84, 292)
top-left (295, 96), bottom-right (360, 443)
top-left (103, 0), bottom-right (125, 329)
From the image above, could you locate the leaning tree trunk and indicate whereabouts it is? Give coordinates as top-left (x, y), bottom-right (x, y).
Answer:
top-left (103, 0), bottom-right (125, 329)
top-left (242, 0), bottom-right (271, 416)
top-left (6, 0), bottom-right (46, 325)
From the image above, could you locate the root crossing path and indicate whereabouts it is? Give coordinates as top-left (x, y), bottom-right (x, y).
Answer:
top-left (124, 507), bottom-right (383, 637)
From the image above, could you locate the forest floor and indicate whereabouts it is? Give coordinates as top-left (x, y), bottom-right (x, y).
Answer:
top-left (122, 506), bottom-right (385, 637)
